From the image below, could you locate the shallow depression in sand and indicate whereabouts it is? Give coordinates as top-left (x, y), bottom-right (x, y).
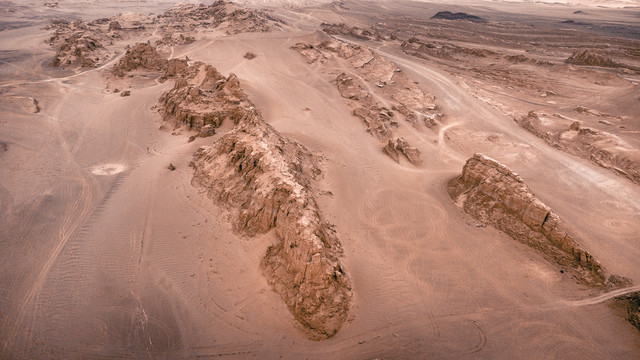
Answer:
top-left (90, 163), bottom-right (126, 176)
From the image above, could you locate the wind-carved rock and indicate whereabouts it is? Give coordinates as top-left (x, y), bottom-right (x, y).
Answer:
top-left (159, 62), bottom-right (250, 131)
top-left (183, 66), bottom-right (351, 339)
top-left (383, 137), bottom-right (423, 166)
top-left (112, 43), bottom-right (168, 77)
top-left (448, 153), bottom-right (604, 285)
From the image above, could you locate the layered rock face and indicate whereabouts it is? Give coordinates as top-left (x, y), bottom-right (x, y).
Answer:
top-left (448, 154), bottom-right (604, 285)
top-left (159, 62), bottom-right (250, 131)
top-left (520, 112), bottom-right (640, 185)
top-left (112, 43), bottom-right (168, 77)
top-left (182, 67), bottom-right (351, 339)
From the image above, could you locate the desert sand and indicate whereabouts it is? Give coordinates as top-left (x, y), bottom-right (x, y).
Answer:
top-left (1, 0), bottom-right (640, 358)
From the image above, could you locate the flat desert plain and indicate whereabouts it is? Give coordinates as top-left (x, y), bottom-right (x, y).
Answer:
top-left (1, 0), bottom-right (640, 358)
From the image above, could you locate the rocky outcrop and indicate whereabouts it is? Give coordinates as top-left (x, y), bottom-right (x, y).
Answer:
top-left (321, 22), bottom-right (397, 42)
top-left (159, 61), bottom-right (250, 131)
top-left (108, 20), bottom-right (122, 32)
top-left (431, 11), bottom-right (485, 22)
top-left (448, 153), bottom-right (604, 285)
top-left (567, 50), bottom-right (620, 68)
top-left (45, 19), bottom-right (110, 68)
top-left (293, 39), bottom-right (438, 166)
top-left (335, 72), bottom-right (396, 139)
top-left (401, 38), bottom-right (496, 61)
top-left (164, 58), bottom-right (188, 78)
top-left (383, 137), bottom-right (423, 166)
top-left (179, 64), bottom-right (351, 339)
top-left (617, 292), bottom-right (640, 331)
top-left (155, 33), bottom-right (196, 47)
top-left (156, 0), bottom-right (285, 36)
top-left (112, 43), bottom-right (168, 77)
top-left (519, 112), bottom-right (640, 185)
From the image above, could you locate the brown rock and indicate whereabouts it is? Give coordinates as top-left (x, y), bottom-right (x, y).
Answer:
top-left (165, 58), bottom-right (188, 78)
top-left (112, 43), bottom-right (168, 77)
top-left (335, 73), bottom-right (364, 100)
top-left (45, 19), bottom-right (109, 68)
top-left (616, 292), bottom-right (640, 332)
top-left (159, 61), bottom-right (251, 131)
top-left (383, 137), bottom-right (422, 165)
top-left (383, 140), bottom-right (400, 163)
top-left (519, 112), bottom-right (640, 185)
top-left (180, 64), bottom-right (351, 339)
top-left (447, 153), bottom-right (604, 285)
top-left (567, 50), bottom-right (620, 68)
top-left (191, 113), bottom-right (351, 339)
top-left (394, 137), bottom-right (422, 166)
top-left (108, 20), bottom-right (122, 32)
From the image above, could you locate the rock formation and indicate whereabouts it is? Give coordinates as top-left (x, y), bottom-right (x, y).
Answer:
top-left (321, 22), bottom-right (397, 42)
top-left (171, 64), bottom-right (351, 339)
top-left (155, 33), bottom-right (196, 47)
top-left (45, 19), bottom-right (110, 68)
top-left (156, 0), bottom-right (285, 36)
top-left (617, 292), bottom-right (640, 331)
top-left (164, 58), bottom-right (189, 78)
top-left (159, 61), bottom-right (251, 131)
top-left (401, 37), bottom-right (496, 61)
top-left (431, 11), bottom-right (485, 22)
top-left (567, 50), bottom-right (620, 68)
top-left (383, 137), bottom-right (423, 166)
top-left (293, 38), bottom-right (437, 166)
top-left (448, 153), bottom-right (604, 285)
top-left (45, 1), bottom-right (283, 69)
top-left (112, 43), bottom-right (168, 77)
top-left (108, 20), bottom-right (122, 32)
top-left (519, 112), bottom-right (640, 185)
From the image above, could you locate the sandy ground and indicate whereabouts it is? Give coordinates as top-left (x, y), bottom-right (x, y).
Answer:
top-left (1, 0), bottom-right (640, 358)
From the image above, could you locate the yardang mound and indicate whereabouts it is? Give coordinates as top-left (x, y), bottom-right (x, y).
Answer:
top-left (448, 153), bottom-right (604, 286)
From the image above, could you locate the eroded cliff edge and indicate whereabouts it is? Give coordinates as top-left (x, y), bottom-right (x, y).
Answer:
top-left (447, 153), bottom-right (605, 286)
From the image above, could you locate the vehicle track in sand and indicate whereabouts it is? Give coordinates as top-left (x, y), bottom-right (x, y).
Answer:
top-left (1, 85), bottom-right (99, 356)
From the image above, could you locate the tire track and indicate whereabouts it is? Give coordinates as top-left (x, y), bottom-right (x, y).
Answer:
top-left (2, 87), bottom-right (100, 355)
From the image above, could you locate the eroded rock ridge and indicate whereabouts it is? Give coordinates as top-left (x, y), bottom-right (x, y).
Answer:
top-left (448, 153), bottom-right (604, 285)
